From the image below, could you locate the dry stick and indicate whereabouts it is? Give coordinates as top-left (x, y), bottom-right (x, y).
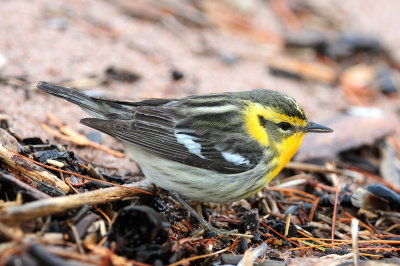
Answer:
top-left (3, 145), bottom-right (150, 195)
top-left (93, 206), bottom-right (112, 229)
top-left (43, 112), bottom-right (124, 158)
top-left (0, 184), bottom-right (144, 221)
top-left (286, 162), bottom-right (362, 180)
top-left (292, 238), bottom-right (400, 245)
top-left (41, 122), bottom-right (124, 159)
top-left (295, 230), bottom-right (340, 250)
top-left (45, 246), bottom-right (99, 265)
top-left (308, 197), bottom-right (320, 222)
top-left (266, 187), bottom-right (318, 200)
top-left (288, 241), bottom-right (400, 254)
top-left (0, 172), bottom-right (51, 200)
top-left (0, 145), bottom-right (70, 194)
top-left (386, 223), bottom-right (400, 232)
top-left (260, 221), bottom-right (301, 247)
top-left (347, 166), bottom-right (400, 194)
top-left (331, 175), bottom-right (341, 242)
top-left (68, 221), bottom-right (85, 254)
top-left (308, 221), bottom-right (348, 240)
top-left (284, 213), bottom-right (291, 237)
top-left (318, 214), bottom-right (354, 240)
top-left (169, 247), bottom-right (229, 266)
top-left (354, 247), bottom-right (400, 251)
top-left (85, 243), bottom-right (152, 266)
top-left (316, 215), bottom-right (373, 241)
top-left (351, 218), bottom-right (360, 266)
top-left (268, 0), bottom-right (302, 31)
top-left (340, 210), bottom-right (372, 230)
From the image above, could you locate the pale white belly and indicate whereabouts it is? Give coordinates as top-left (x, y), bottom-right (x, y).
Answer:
top-left (124, 143), bottom-right (268, 203)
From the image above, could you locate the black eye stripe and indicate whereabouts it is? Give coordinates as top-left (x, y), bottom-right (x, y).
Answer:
top-left (277, 122), bottom-right (292, 131)
top-left (258, 115), bottom-right (268, 127)
top-left (258, 115), bottom-right (293, 131)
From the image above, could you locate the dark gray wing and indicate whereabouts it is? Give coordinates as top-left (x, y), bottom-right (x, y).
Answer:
top-left (80, 106), bottom-right (262, 174)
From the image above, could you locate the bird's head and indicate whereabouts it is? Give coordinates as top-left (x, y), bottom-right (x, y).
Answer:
top-left (243, 90), bottom-right (332, 163)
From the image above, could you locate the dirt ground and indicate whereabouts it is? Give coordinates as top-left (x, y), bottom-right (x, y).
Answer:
top-left (1, 0), bottom-right (399, 174)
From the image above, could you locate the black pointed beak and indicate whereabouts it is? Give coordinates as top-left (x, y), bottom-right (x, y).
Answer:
top-left (304, 121), bottom-right (333, 133)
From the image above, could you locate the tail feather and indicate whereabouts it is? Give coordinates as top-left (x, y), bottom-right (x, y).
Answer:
top-left (36, 81), bottom-right (133, 119)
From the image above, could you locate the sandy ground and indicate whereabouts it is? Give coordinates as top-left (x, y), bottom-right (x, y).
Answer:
top-left (0, 0), bottom-right (399, 174)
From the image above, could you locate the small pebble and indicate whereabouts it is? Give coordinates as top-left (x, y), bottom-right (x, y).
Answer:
top-left (47, 18), bottom-right (69, 31)
top-left (171, 70), bottom-right (184, 81)
top-left (86, 131), bottom-right (102, 143)
top-left (203, 230), bottom-right (218, 238)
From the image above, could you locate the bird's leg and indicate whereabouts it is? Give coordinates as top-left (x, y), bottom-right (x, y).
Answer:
top-left (170, 191), bottom-right (238, 236)
top-left (195, 202), bottom-right (203, 218)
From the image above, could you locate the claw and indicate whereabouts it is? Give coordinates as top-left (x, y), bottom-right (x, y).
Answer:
top-left (170, 191), bottom-right (253, 238)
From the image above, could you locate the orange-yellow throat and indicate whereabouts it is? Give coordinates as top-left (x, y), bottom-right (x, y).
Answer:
top-left (267, 132), bottom-right (305, 182)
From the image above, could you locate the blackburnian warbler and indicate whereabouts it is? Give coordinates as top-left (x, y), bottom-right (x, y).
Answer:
top-left (37, 81), bottom-right (332, 233)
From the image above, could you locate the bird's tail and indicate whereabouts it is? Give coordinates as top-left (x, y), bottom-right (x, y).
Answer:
top-left (36, 81), bottom-right (133, 119)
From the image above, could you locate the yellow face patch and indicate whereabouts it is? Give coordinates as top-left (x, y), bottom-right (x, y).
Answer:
top-left (243, 102), bottom-right (307, 184)
top-left (243, 102), bottom-right (307, 146)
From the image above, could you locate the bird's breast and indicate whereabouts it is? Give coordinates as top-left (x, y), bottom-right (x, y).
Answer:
top-left (264, 133), bottom-right (305, 183)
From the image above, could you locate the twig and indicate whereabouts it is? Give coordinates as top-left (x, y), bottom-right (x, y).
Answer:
top-left (351, 218), bottom-right (360, 266)
top-left (44, 246), bottom-right (99, 265)
top-left (3, 145), bottom-right (150, 195)
top-left (42, 113), bottom-right (125, 158)
top-left (284, 213), bottom-right (291, 237)
top-left (331, 175), bottom-right (341, 241)
top-left (260, 221), bottom-right (301, 247)
top-left (86, 243), bottom-right (153, 266)
top-left (348, 166), bottom-right (400, 194)
top-left (268, 0), bottom-right (302, 31)
top-left (266, 187), bottom-right (318, 200)
top-left (352, 247), bottom-right (400, 251)
top-left (0, 221), bottom-right (24, 241)
top-left (386, 223), bottom-right (400, 232)
top-left (308, 221), bottom-right (348, 240)
top-left (93, 206), bottom-right (112, 229)
top-left (0, 145), bottom-right (69, 194)
top-left (0, 184), bottom-right (147, 221)
top-left (340, 210), bottom-right (376, 234)
top-left (0, 172), bottom-right (51, 200)
top-left (238, 243), bottom-right (268, 266)
top-left (286, 162), bottom-right (363, 180)
top-left (273, 174), bottom-right (310, 188)
top-left (68, 221), bottom-right (85, 254)
top-left (169, 247), bottom-right (229, 266)
top-left (308, 197), bottom-right (320, 222)
top-left (295, 229), bottom-right (340, 250)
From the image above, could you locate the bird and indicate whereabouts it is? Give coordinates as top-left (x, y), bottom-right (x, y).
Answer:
top-left (37, 81), bottom-right (332, 234)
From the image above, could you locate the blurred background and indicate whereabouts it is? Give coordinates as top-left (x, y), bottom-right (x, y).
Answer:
top-left (0, 0), bottom-right (399, 173)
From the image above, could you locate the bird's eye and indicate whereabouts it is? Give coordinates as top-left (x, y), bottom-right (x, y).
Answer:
top-left (277, 122), bottom-right (292, 131)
